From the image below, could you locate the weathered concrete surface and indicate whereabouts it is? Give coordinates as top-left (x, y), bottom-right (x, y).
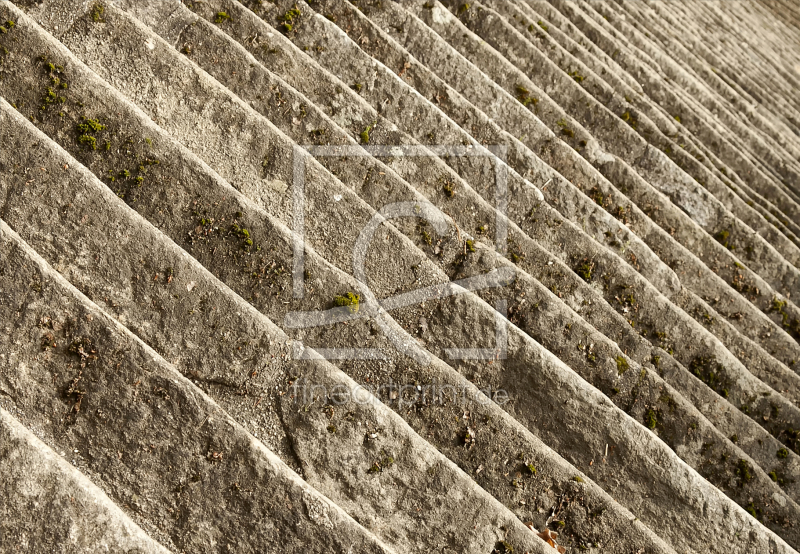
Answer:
top-left (0, 408), bottom-right (171, 554)
top-left (1, 0), bottom-right (800, 552)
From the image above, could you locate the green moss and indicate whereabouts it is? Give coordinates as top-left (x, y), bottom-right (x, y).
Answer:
top-left (616, 355), bottom-right (629, 375)
top-left (457, 3), bottom-right (471, 15)
top-left (465, 239), bottom-right (475, 253)
top-left (78, 135), bottom-right (97, 150)
top-left (689, 355), bottom-right (729, 398)
top-left (780, 427), bottom-right (799, 455)
top-left (673, 114), bottom-right (681, 124)
top-left (77, 118), bottom-right (106, 133)
top-left (367, 454), bottom-right (394, 474)
top-left (714, 229), bottom-right (731, 249)
top-left (514, 85), bottom-right (538, 108)
top-left (730, 434), bottom-right (739, 444)
top-left (572, 475), bottom-right (584, 483)
top-left (214, 11), bottom-right (231, 24)
top-left (735, 459), bottom-right (752, 486)
top-left (281, 5), bottom-right (301, 32)
top-left (621, 110), bottom-right (638, 131)
top-left (576, 260), bottom-right (594, 281)
top-left (91, 2), bottom-right (105, 23)
top-left (537, 20), bottom-right (548, 32)
top-left (360, 122), bottom-right (374, 144)
top-left (421, 229), bottom-right (432, 246)
top-left (644, 408), bottom-right (657, 430)
top-left (230, 224), bottom-right (254, 249)
top-left (769, 470), bottom-right (778, 482)
top-left (777, 448), bottom-right (789, 459)
top-left (767, 297), bottom-right (800, 340)
top-left (443, 180), bottom-right (456, 198)
top-left (745, 502), bottom-right (761, 520)
top-left (352, 83), bottom-right (363, 92)
top-left (556, 118), bottom-right (574, 138)
top-left (334, 292), bottom-right (360, 313)
top-left (526, 463), bottom-right (537, 475)
top-left (569, 70), bottom-right (585, 83)
top-left (326, 424), bottom-right (336, 434)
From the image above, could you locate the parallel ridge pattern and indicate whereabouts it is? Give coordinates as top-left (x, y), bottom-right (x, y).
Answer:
top-left (0, 0), bottom-right (799, 552)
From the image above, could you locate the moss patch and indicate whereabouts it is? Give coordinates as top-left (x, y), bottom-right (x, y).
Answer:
top-left (689, 355), bottom-right (729, 399)
top-left (576, 259), bottom-right (594, 282)
top-left (281, 5), bottom-right (302, 33)
top-left (91, 2), bottom-right (105, 23)
top-left (644, 408), bottom-right (658, 430)
top-left (515, 85), bottom-right (538, 108)
top-left (616, 355), bottom-right (629, 375)
top-left (621, 110), bottom-right (638, 131)
top-left (556, 118), bottom-right (574, 138)
top-left (735, 458), bottom-right (753, 487)
top-left (334, 292), bottom-right (360, 313)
